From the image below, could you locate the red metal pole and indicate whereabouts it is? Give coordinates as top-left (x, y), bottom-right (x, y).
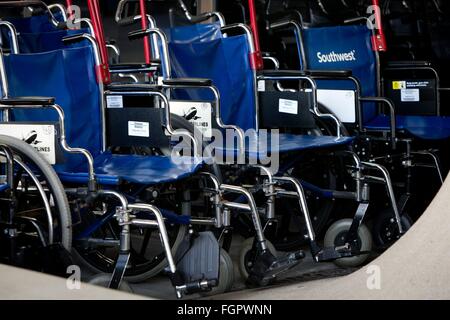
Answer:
top-left (247, 0), bottom-right (263, 70)
top-left (139, 0), bottom-right (152, 64)
top-left (371, 0), bottom-right (387, 51)
top-left (87, 0), bottom-right (111, 83)
top-left (65, 0), bottom-right (73, 20)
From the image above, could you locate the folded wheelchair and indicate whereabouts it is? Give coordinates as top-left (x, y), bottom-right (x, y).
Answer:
top-left (115, 0), bottom-right (407, 271)
top-left (0, 0), bottom-right (314, 293)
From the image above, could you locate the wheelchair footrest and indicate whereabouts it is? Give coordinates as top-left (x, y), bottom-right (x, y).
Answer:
top-left (173, 231), bottom-right (220, 294)
top-left (246, 250), bottom-right (304, 287)
top-left (314, 246), bottom-right (370, 262)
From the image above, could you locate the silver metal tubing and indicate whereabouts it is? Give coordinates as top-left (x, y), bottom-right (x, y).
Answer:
top-left (385, 66), bottom-right (440, 115)
top-left (52, 104), bottom-right (96, 183)
top-left (260, 75), bottom-right (342, 137)
top-left (74, 34), bottom-right (102, 68)
top-left (362, 161), bottom-right (403, 234)
top-left (262, 56), bottom-right (280, 69)
top-left (222, 201), bottom-right (251, 211)
top-left (72, 18), bottom-right (95, 37)
top-left (262, 56), bottom-right (294, 92)
top-left (274, 176), bottom-right (316, 241)
top-left (411, 151), bottom-right (444, 184)
top-left (137, 28), bottom-right (171, 78)
top-left (106, 44), bottom-right (121, 62)
top-left (220, 184), bottom-right (267, 250)
top-left (17, 216), bottom-right (47, 246)
top-left (334, 150), bottom-right (363, 201)
top-left (96, 190), bottom-right (129, 210)
top-left (12, 156), bottom-right (54, 244)
top-left (0, 21), bottom-right (19, 54)
top-left (68, 33), bottom-right (105, 152)
top-left (115, 0), bottom-right (128, 22)
top-left (131, 219), bottom-right (159, 227)
top-left (0, 103), bottom-right (96, 184)
top-left (360, 96), bottom-right (397, 148)
top-left (129, 15), bottom-right (161, 61)
top-left (221, 24), bottom-right (256, 54)
top-left (0, 49), bottom-right (10, 102)
top-left (199, 172), bottom-right (222, 228)
top-left (209, 85), bottom-right (246, 162)
top-left (128, 203), bottom-right (177, 274)
top-left (269, 20), bottom-right (307, 69)
top-left (162, 83), bottom-right (245, 160)
top-left (177, 0), bottom-right (226, 27)
top-left (117, 73), bottom-right (139, 83)
top-left (48, 4), bottom-right (67, 22)
top-left (252, 165), bottom-right (275, 219)
top-left (106, 89), bottom-right (199, 158)
top-left (306, 74), bottom-right (362, 130)
top-left (189, 218), bottom-right (217, 226)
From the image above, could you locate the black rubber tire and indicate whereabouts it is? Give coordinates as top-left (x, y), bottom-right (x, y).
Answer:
top-left (0, 134), bottom-right (71, 250)
top-left (72, 224), bottom-right (187, 283)
top-left (373, 209), bottom-right (413, 248)
top-left (88, 273), bottom-right (134, 293)
top-left (238, 237), bottom-right (277, 281)
top-left (201, 249), bottom-right (235, 296)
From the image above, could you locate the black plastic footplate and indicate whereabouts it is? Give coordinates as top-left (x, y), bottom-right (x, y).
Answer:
top-left (246, 250), bottom-right (305, 287)
top-left (174, 231), bottom-right (220, 294)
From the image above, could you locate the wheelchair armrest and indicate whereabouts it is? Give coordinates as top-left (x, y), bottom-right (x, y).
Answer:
top-left (105, 84), bottom-right (161, 92)
top-left (109, 63), bottom-right (160, 74)
top-left (0, 97), bottom-right (55, 106)
top-left (128, 29), bottom-right (150, 41)
top-left (386, 61), bottom-right (432, 68)
top-left (260, 70), bottom-right (309, 77)
top-left (305, 70), bottom-right (353, 78)
top-left (360, 96), bottom-right (397, 149)
top-left (163, 78), bottom-right (213, 87)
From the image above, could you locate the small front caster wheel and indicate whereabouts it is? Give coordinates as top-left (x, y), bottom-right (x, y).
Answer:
top-left (324, 219), bottom-right (372, 268)
top-left (238, 237), bottom-right (277, 281)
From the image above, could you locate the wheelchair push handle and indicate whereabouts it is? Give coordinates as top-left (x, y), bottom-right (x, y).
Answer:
top-left (0, 1), bottom-right (45, 8)
top-left (117, 15), bottom-right (138, 27)
top-left (128, 29), bottom-right (149, 41)
top-left (177, 0), bottom-right (225, 26)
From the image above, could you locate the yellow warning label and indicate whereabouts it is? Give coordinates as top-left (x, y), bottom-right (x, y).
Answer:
top-left (392, 81), bottom-right (406, 90)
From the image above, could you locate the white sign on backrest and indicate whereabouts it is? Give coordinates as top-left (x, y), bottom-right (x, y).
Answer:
top-left (317, 89), bottom-right (357, 124)
top-left (170, 101), bottom-right (213, 139)
top-left (0, 124), bottom-right (57, 164)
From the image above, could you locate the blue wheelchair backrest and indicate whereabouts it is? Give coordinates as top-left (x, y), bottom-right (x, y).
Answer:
top-left (1, 45), bottom-right (103, 172)
top-left (301, 24), bottom-right (379, 124)
top-left (164, 23), bottom-right (258, 131)
top-left (5, 13), bottom-right (60, 33)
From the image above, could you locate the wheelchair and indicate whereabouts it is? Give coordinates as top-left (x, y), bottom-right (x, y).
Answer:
top-left (264, 1), bottom-right (449, 242)
top-left (0, 0), bottom-right (309, 293)
top-left (116, 0), bottom-right (407, 272)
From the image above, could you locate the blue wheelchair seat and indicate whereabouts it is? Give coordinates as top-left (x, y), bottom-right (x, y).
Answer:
top-left (0, 183), bottom-right (9, 192)
top-left (56, 152), bottom-right (203, 186)
top-left (365, 115), bottom-right (450, 140)
top-left (217, 133), bottom-right (354, 159)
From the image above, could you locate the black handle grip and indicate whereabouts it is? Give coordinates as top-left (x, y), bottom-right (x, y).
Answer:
top-left (117, 16), bottom-right (138, 27)
top-left (163, 78), bottom-right (213, 87)
top-left (0, 1), bottom-right (45, 8)
top-left (269, 19), bottom-right (292, 30)
top-left (62, 34), bottom-right (86, 45)
top-left (306, 69), bottom-right (353, 78)
top-left (128, 29), bottom-right (149, 41)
